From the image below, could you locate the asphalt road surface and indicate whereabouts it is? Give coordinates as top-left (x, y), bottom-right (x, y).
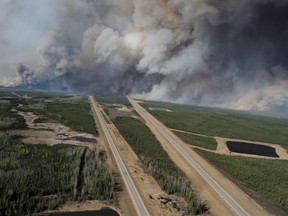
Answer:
top-left (129, 98), bottom-right (250, 216)
top-left (89, 97), bottom-right (150, 216)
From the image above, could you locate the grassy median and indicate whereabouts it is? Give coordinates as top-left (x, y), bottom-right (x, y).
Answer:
top-left (174, 131), bottom-right (218, 150)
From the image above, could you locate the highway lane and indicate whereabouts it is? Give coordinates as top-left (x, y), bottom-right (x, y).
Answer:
top-left (89, 96), bottom-right (150, 216)
top-left (129, 98), bottom-right (250, 216)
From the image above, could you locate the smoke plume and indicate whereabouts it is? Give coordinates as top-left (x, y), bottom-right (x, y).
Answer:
top-left (1, 0), bottom-right (288, 114)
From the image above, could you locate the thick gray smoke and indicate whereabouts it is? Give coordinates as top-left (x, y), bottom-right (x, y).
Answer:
top-left (1, 0), bottom-right (288, 114)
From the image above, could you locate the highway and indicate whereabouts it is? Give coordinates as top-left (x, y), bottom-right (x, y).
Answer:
top-left (129, 98), bottom-right (250, 216)
top-left (89, 96), bottom-right (150, 216)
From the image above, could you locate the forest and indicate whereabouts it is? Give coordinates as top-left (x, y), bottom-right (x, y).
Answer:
top-left (142, 101), bottom-right (288, 147)
top-left (0, 134), bottom-right (115, 216)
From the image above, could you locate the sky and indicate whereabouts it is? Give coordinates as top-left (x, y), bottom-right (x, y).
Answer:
top-left (0, 0), bottom-right (288, 115)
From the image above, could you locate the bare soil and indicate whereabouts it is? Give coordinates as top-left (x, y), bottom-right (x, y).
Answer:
top-left (102, 104), bottom-right (136, 121)
top-left (116, 105), bottom-right (132, 113)
top-left (8, 112), bottom-right (98, 148)
top-left (148, 107), bottom-right (172, 112)
top-left (38, 200), bottom-right (121, 216)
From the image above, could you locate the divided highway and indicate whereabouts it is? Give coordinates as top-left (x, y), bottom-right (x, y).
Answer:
top-left (89, 97), bottom-right (150, 216)
top-left (129, 98), bottom-right (250, 216)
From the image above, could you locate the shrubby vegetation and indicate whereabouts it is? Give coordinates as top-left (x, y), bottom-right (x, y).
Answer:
top-left (174, 131), bottom-right (218, 150)
top-left (196, 149), bottom-right (288, 213)
top-left (143, 101), bottom-right (288, 146)
top-left (34, 98), bottom-right (97, 135)
top-left (0, 134), bottom-right (115, 216)
top-left (0, 99), bottom-right (27, 130)
top-left (114, 116), bottom-right (208, 215)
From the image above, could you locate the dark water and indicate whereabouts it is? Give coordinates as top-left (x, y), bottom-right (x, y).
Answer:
top-left (227, 141), bottom-right (279, 158)
top-left (51, 208), bottom-right (119, 216)
top-left (72, 136), bottom-right (97, 144)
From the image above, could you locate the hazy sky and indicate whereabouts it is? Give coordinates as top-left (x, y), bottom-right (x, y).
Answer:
top-left (0, 0), bottom-right (288, 115)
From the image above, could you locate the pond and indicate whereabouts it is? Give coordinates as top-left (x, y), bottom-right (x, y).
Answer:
top-left (227, 141), bottom-right (279, 158)
top-left (72, 136), bottom-right (97, 143)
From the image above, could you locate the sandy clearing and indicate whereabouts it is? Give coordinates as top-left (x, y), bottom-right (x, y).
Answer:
top-left (215, 137), bottom-right (229, 154)
top-left (149, 107), bottom-right (172, 112)
top-left (8, 129), bottom-right (97, 148)
top-left (18, 111), bottom-right (38, 127)
top-left (39, 200), bottom-right (121, 216)
top-left (116, 105), bottom-right (132, 113)
top-left (9, 112), bottom-right (98, 148)
top-left (132, 101), bottom-right (272, 216)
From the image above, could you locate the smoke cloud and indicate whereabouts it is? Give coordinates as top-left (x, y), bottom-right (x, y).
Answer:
top-left (0, 0), bottom-right (288, 115)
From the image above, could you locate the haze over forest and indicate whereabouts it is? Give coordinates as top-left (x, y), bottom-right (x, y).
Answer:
top-left (0, 0), bottom-right (288, 115)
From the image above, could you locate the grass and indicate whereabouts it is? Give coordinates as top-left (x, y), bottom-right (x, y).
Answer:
top-left (114, 116), bottom-right (208, 214)
top-left (174, 131), bottom-right (218, 150)
top-left (142, 100), bottom-right (288, 146)
top-left (196, 149), bottom-right (288, 213)
top-left (95, 96), bottom-right (131, 107)
top-left (0, 134), bottom-right (115, 216)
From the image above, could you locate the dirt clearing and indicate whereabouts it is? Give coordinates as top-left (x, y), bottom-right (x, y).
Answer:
top-left (8, 111), bottom-right (98, 148)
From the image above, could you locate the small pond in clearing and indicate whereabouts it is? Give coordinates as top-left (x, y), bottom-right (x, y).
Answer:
top-left (227, 141), bottom-right (279, 158)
